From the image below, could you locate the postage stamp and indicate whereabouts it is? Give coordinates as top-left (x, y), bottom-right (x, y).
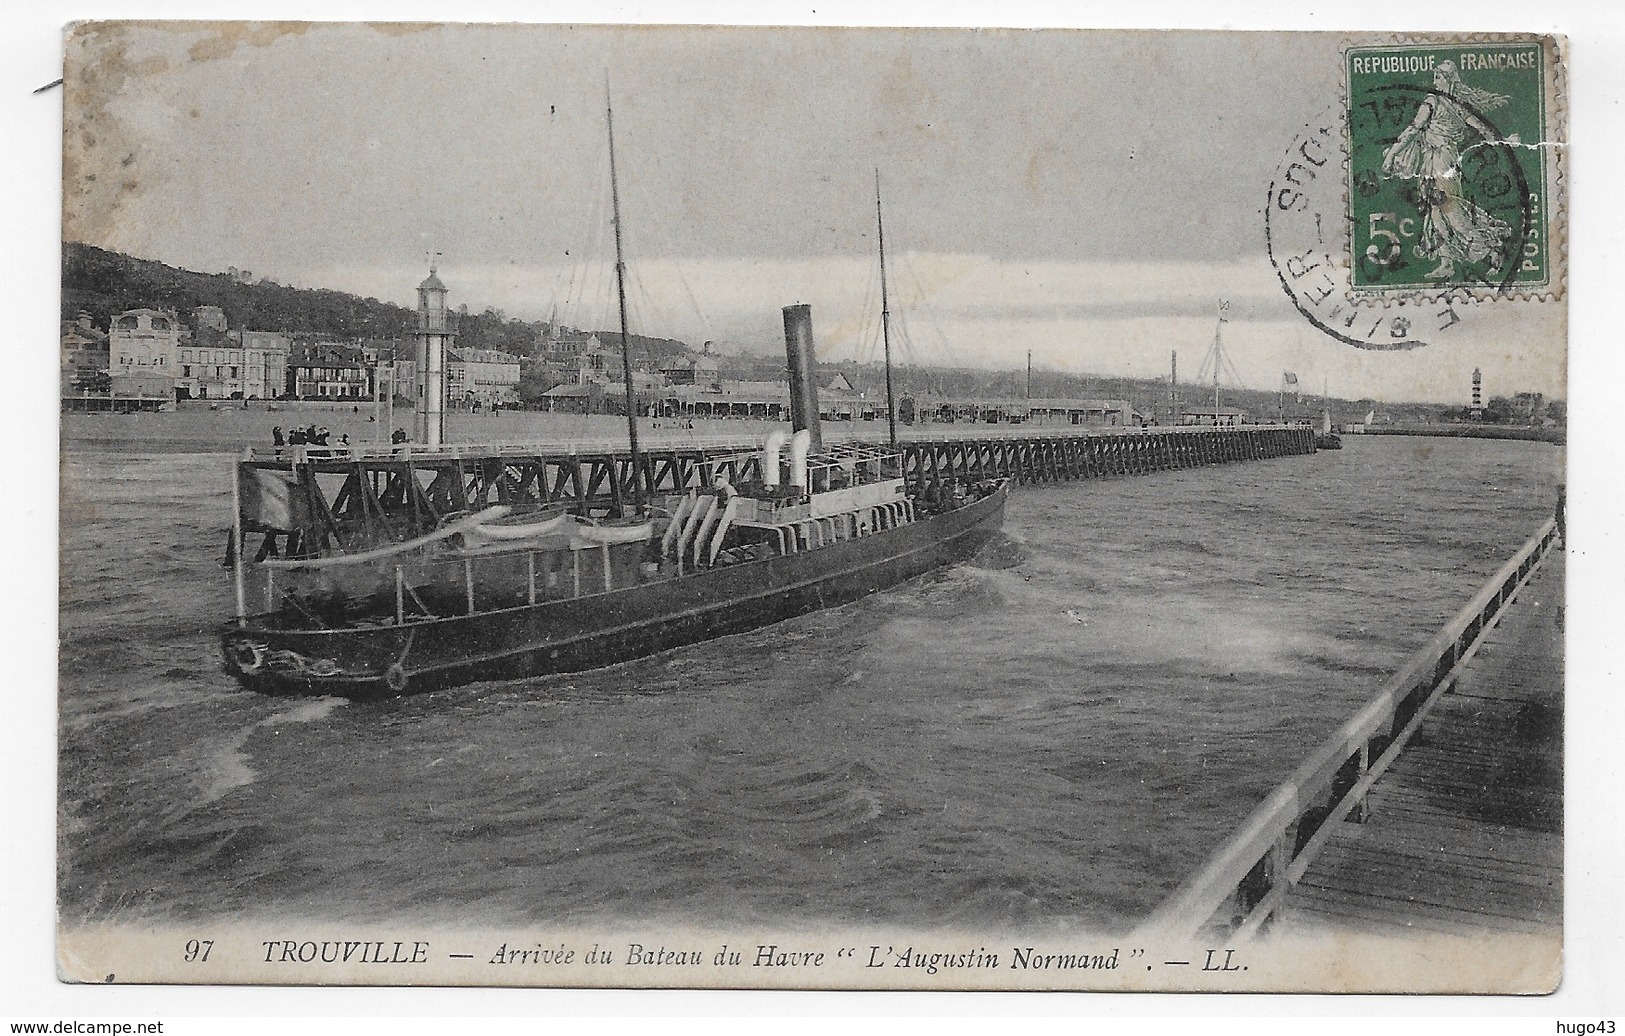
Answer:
top-left (1346, 41), bottom-right (1554, 296)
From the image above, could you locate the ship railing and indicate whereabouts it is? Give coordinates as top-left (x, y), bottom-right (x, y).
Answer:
top-left (252, 514), bottom-right (648, 624)
top-left (1135, 517), bottom-right (1560, 944)
top-left (250, 508), bottom-right (508, 619)
top-left (390, 540), bottom-right (627, 619)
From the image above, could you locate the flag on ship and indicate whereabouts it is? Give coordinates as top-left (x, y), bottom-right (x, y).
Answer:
top-left (240, 467), bottom-right (307, 532)
top-left (1282, 371), bottom-right (1298, 385)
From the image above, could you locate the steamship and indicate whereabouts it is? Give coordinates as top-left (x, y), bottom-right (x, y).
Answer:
top-left (217, 114), bottom-right (1007, 699)
top-left (219, 297), bottom-right (1007, 698)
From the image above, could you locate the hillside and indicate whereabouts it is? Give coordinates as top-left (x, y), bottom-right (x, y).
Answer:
top-left (60, 243), bottom-right (696, 364)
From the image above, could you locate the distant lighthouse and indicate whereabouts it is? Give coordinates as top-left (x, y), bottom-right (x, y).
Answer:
top-left (1471, 367), bottom-right (1483, 412)
top-left (414, 261), bottom-right (456, 447)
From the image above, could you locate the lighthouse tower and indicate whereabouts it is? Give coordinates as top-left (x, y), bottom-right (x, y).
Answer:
top-left (414, 262), bottom-right (456, 447)
top-left (1471, 367), bottom-right (1483, 417)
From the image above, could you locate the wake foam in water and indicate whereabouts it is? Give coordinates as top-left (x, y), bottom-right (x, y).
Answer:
top-left (196, 696), bottom-right (347, 804)
top-left (197, 733), bottom-right (257, 805)
top-left (268, 696), bottom-right (347, 726)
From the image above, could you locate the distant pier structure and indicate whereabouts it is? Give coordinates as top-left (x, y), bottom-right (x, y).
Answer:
top-left (898, 424), bottom-right (1311, 493)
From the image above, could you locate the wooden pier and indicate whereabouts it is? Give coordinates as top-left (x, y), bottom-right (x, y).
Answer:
top-left (899, 424), bottom-right (1313, 490)
top-left (1279, 549), bottom-right (1562, 937)
top-left (1139, 518), bottom-right (1562, 943)
top-left (245, 424), bottom-right (1317, 549)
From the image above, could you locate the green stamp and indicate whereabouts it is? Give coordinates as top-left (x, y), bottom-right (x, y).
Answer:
top-left (1347, 41), bottom-right (1549, 293)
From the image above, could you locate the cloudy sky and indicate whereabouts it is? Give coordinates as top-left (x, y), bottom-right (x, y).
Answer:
top-left (64, 22), bottom-right (1565, 402)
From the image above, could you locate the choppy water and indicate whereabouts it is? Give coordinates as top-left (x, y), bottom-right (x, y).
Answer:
top-left (58, 436), bottom-right (1561, 932)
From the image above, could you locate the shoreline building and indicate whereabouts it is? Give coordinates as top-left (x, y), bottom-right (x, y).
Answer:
top-left (287, 339), bottom-right (370, 400)
top-left (928, 396), bottom-right (1141, 426)
top-left (60, 312), bottom-right (110, 396)
top-left (538, 328), bottom-right (613, 386)
top-left (657, 347), bottom-right (721, 389)
top-left (109, 307), bottom-right (180, 399)
top-left (175, 309), bottom-right (292, 401)
top-left (1179, 405), bottom-right (1247, 427)
top-left (360, 338), bottom-right (417, 404)
top-left (447, 347), bottom-right (522, 407)
top-left (239, 331), bottom-right (291, 401)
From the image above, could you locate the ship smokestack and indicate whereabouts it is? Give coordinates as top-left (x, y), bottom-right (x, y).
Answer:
top-left (782, 303), bottom-right (823, 453)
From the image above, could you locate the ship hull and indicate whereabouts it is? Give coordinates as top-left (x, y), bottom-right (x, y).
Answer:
top-left (221, 481), bottom-right (1008, 698)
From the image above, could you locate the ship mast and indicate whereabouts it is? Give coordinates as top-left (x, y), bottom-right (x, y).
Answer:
top-left (606, 83), bottom-right (645, 514)
top-left (1197, 298), bottom-right (1236, 425)
top-left (876, 170), bottom-right (898, 450)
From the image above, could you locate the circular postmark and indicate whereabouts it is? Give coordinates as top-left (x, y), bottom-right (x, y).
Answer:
top-left (1264, 109), bottom-right (1446, 350)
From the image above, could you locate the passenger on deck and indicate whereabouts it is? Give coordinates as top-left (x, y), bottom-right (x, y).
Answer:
top-left (391, 428), bottom-right (409, 445)
top-left (712, 473), bottom-right (737, 505)
top-left (288, 427), bottom-right (307, 445)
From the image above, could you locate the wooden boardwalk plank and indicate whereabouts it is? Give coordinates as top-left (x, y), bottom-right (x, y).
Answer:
top-left (1288, 884), bottom-right (1553, 937)
top-left (1320, 835), bottom-right (1562, 879)
top-left (1300, 856), bottom-right (1559, 919)
top-left (1279, 551), bottom-right (1563, 937)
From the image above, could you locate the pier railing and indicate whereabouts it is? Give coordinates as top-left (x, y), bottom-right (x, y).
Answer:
top-left (247, 422), bottom-right (1310, 464)
top-left (1137, 516), bottom-right (1560, 942)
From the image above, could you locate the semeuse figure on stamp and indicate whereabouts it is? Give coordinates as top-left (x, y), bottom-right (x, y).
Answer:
top-left (1381, 61), bottom-right (1513, 280)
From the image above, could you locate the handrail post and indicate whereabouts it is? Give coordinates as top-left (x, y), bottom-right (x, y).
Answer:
top-left (231, 451), bottom-right (248, 626)
top-left (1352, 742), bottom-right (1371, 823)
